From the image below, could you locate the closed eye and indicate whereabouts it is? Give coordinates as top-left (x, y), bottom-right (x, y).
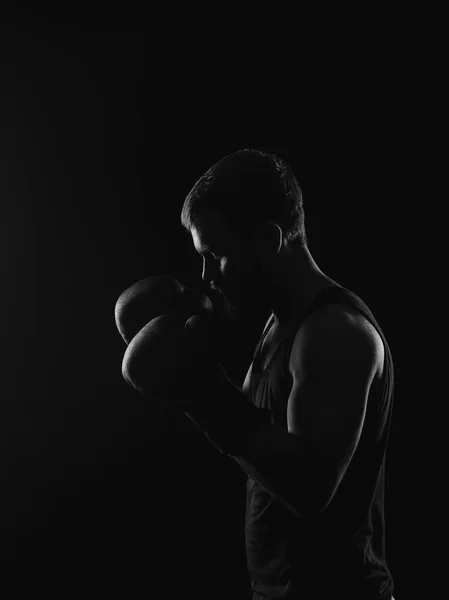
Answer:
top-left (194, 245), bottom-right (224, 262)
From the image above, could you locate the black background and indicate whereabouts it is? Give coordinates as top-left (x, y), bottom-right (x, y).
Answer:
top-left (0, 3), bottom-right (446, 598)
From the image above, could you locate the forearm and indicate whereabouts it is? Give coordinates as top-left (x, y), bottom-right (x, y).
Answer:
top-left (183, 369), bottom-right (271, 456)
top-left (184, 372), bottom-right (316, 518)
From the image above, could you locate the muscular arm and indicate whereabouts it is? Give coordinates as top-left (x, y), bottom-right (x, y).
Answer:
top-left (184, 308), bottom-right (380, 519)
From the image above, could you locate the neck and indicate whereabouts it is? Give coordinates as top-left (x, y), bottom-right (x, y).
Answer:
top-left (269, 245), bottom-right (333, 328)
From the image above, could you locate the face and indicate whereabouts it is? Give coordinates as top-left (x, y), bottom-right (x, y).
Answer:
top-left (190, 210), bottom-right (271, 321)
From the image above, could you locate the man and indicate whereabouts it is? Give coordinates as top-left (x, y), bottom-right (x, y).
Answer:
top-left (179, 148), bottom-right (396, 599)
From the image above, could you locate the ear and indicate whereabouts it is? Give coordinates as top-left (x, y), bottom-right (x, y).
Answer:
top-left (255, 221), bottom-right (283, 254)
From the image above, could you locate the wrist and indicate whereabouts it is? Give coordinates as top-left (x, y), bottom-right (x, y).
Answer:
top-left (184, 371), bottom-right (272, 456)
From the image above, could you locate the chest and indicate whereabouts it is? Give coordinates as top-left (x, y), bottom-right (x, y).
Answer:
top-left (256, 325), bottom-right (290, 372)
top-left (254, 313), bottom-right (309, 379)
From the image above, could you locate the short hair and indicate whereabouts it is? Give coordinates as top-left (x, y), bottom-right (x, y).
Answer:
top-left (180, 148), bottom-right (308, 248)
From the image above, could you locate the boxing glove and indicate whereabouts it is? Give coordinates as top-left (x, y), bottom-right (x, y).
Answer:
top-left (121, 305), bottom-right (225, 410)
top-left (118, 276), bottom-right (273, 454)
top-left (115, 275), bottom-right (214, 345)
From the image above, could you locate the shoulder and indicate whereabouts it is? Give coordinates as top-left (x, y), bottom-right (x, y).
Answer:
top-left (289, 303), bottom-right (384, 380)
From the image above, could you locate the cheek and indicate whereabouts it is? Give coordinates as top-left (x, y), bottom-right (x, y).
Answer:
top-left (223, 256), bottom-right (259, 293)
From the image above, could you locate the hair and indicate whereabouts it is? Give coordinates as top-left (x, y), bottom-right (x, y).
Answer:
top-left (180, 148), bottom-right (308, 248)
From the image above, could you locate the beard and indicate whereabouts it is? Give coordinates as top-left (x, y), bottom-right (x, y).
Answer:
top-left (208, 249), bottom-right (270, 322)
top-left (221, 266), bottom-right (268, 322)
top-left (221, 290), bottom-right (241, 321)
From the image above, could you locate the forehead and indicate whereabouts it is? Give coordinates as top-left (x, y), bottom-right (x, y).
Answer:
top-left (190, 210), bottom-right (234, 252)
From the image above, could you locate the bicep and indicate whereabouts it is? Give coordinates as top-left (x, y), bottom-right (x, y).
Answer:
top-left (288, 311), bottom-right (378, 442)
top-left (287, 312), bottom-right (380, 507)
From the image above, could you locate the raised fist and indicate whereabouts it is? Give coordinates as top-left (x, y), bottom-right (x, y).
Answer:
top-left (115, 275), bottom-right (224, 409)
top-left (115, 275), bottom-right (214, 345)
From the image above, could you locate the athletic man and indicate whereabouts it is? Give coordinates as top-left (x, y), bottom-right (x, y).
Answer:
top-left (121, 148), bottom-right (396, 599)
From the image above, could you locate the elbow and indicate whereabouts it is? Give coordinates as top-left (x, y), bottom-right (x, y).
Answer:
top-left (308, 486), bottom-right (337, 516)
top-left (284, 487), bottom-right (326, 520)
top-left (300, 497), bottom-right (326, 520)
top-left (299, 480), bottom-right (335, 518)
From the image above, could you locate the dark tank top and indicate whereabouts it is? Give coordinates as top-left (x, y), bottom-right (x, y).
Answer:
top-left (245, 285), bottom-right (395, 600)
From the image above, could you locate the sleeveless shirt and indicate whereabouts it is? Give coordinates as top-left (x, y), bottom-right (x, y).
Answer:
top-left (244, 285), bottom-right (395, 600)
